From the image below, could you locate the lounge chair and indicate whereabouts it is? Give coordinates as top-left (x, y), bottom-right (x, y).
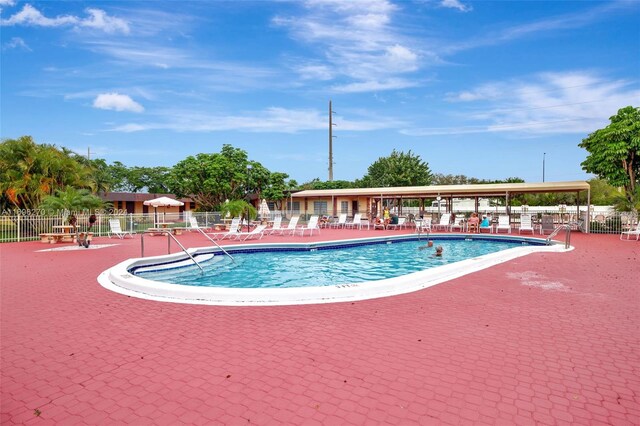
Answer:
top-left (432, 214), bottom-right (451, 232)
top-left (109, 219), bottom-right (135, 239)
top-left (415, 217), bottom-right (431, 233)
top-left (620, 222), bottom-right (640, 241)
top-left (188, 216), bottom-right (210, 231)
top-left (207, 217), bottom-right (241, 240)
top-left (479, 217), bottom-right (493, 233)
top-left (449, 218), bottom-right (464, 232)
top-left (267, 216), bottom-right (283, 235)
top-left (330, 213), bottom-right (347, 228)
top-left (234, 224), bottom-right (267, 241)
top-left (273, 216), bottom-right (299, 235)
top-left (519, 214), bottom-right (536, 234)
top-left (296, 215), bottom-right (320, 236)
top-left (344, 213), bottom-right (362, 229)
top-left (387, 216), bottom-right (407, 230)
top-left (495, 216), bottom-right (512, 233)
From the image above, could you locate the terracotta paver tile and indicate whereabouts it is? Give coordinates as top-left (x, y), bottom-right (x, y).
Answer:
top-left (1, 231), bottom-right (638, 424)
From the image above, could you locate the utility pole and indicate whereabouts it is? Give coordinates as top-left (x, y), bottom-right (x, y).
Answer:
top-left (328, 100), bottom-right (336, 181)
top-left (87, 147), bottom-right (95, 160)
top-left (542, 152), bottom-right (546, 182)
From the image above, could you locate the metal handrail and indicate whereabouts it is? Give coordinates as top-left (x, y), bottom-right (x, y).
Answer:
top-left (546, 224), bottom-right (571, 249)
top-left (141, 230), bottom-right (204, 273)
top-left (192, 227), bottom-right (234, 262)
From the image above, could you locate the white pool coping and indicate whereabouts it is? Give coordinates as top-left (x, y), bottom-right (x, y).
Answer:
top-left (98, 234), bottom-right (572, 306)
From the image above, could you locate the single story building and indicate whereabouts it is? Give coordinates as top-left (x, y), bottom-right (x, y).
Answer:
top-left (102, 192), bottom-right (196, 215)
top-left (290, 181), bottom-right (591, 220)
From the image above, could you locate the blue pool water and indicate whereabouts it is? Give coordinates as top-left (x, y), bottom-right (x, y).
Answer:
top-left (135, 238), bottom-right (530, 289)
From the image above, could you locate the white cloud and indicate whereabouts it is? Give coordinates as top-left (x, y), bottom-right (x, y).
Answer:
top-left (0, 0), bottom-right (16, 7)
top-left (108, 106), bottom-right (405, 133)
top-left (2, 36), bottom-right (30, 51)
top-left (440, 0), bottom-right (472, 12)
top-left (332, 78), bottom-right (419, 93)
top-left (273, 0), bottom-right (425, 92)
top-left (0, 4), bottom-right (129, 34)
top-left (93, 93), bottom-right (144, 113)
top-left (405, 71), bottom-right (640, 136)
top-left (80, 8), bottom-right (130, 34)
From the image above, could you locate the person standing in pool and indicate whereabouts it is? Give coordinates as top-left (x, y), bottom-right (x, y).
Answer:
top-left (418, 241), bottom-right (434, 250)
top-left (434, 246), bottom-right (443, 257)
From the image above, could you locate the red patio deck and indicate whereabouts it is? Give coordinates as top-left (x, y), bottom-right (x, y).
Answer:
top-left (1, 228), bottom-right (638, 425)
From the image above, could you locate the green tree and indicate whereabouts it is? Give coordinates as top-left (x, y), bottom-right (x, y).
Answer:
top-left (0, 136), bottom-right (91, 211)
top-left (298, 178), bottom-right (354, 190)
top-left (39, 187), bottom-right (109, 215)
top-left (167, 145), bottom-right (251, 211)
top-left (357, 150), bottom-right (432, 188)
top-left (579, 106), bottom-right (640, 210)
top-left (262, 172), bottom-right (295, 210)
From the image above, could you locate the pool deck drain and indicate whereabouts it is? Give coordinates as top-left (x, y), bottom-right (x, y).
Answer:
top-left (1, 229), bottom-right (639, 424)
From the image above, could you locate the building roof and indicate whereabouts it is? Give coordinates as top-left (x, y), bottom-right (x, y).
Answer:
top-left (102, 192), bottom-right (193, 203)
top-left (292, 181), bottom-right (590, 198)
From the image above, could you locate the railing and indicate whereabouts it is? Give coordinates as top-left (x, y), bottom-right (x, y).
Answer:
top-left (192, 227), bottom-right (234, 262)
top-left (546, 224), bottom-right (571, 249)
top-left (140, 230), bottom-right (204, 273)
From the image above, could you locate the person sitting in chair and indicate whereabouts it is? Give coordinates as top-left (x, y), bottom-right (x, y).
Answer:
top-left (467, 212), bottom-right (480, 233)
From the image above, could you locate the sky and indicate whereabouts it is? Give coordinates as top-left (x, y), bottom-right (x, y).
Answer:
top-left (1, 0), bottom-right (639, 185)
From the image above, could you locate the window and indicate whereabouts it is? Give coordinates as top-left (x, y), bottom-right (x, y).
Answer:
top-left (340, 201), bottom-right (349, 214)
top-left (313, 201), bottom-right (328, 215)
top-left (286, 201), bottom-right (300, 212)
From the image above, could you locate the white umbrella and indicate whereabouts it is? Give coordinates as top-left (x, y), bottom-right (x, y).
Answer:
top-left (143, 196), bottom-right (184, 226)
top-left (258, 199), bottom-right (270, 220)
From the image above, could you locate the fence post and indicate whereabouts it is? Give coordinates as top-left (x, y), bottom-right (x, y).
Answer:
top-left (17, 214), bottom-right (22, 242)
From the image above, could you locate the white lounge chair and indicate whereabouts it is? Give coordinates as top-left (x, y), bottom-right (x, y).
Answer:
top-left (188, 216), bottom-right (210, 231)
top-left (273, 216), bottom-right (299, 236)
top-left (296, 215), bottom-right (320, 236)
top-left (449, 218), bottom-right (464, 232)
top-left (207, 217), bottom-right (241, 240)
top-left (330, 213), bottom-right (347, 228)
top-left (620, 222), bottom-right (640, 241)
top-left (234, 224), bottom-right (267, 241)
top-left (267, 216), bottom-right (283, 235)
top-left (479, 217), bottom-right (493, 233)
top-left (432, 214), bottom-right (451, 231)
top-left (519, 214), bottom-right (536, 234)
top-left (109, 219), bottom-right (134, 239)
top-left (495, 216), bottom-right (512, 233)
top-left (387, 216), bottom-right (407, 230)
top-left (344, 213), bottom-right (362, 229)
top-left (415, 217), bottom-right (431, 233)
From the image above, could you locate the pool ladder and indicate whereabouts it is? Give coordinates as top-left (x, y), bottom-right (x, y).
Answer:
top-left (140, 229), bottom-right (235, 274)
top-left (546, 224), bottom-right (571, 249)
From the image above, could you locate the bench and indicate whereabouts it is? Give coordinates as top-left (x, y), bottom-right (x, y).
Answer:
top-left (39, 232), bottom-right (94, 244)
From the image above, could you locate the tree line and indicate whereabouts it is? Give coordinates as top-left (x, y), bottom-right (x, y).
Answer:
top-left (1, 106), bottom-right (638, 215)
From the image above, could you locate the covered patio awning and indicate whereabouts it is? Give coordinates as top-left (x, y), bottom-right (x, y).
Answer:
top-left (292, 181), bottom-right (590, 199)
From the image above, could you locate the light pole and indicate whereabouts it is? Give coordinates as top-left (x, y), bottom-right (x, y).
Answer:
top-left (436, 195), bottom-right (442, 220)
top-left (543, 152), bottom-right (546, 182)
top-left (246, 165), bottom-right (252, 232)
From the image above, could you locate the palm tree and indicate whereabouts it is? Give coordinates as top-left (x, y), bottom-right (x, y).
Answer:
top-left (39, 187), bottom-right (109, 219)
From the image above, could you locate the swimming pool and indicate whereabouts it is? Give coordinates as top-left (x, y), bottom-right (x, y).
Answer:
top-left (98, 234), bottom-right (571, 306)
top-left (135, 239), bottom-right (527, 289)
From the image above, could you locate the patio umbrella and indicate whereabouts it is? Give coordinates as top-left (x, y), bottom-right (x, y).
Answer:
top-left (258, 199), bottom-right (270, 220)
top-left (143, 196), bottom-right (184, 226)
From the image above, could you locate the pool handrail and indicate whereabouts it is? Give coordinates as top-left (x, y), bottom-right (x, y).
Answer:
top-left (140, 229), bottom-right (204, 273)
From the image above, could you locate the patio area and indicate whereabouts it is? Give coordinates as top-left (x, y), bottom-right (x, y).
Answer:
top-left (1, 228), bottom-right (638, 424)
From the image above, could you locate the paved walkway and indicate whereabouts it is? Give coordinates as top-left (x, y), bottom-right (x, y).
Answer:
top-left (1, 229), bottom-right (638, 425)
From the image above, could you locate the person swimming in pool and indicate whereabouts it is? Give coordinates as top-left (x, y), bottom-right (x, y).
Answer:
top-left (434, 246), bottom-right (443, 257)
top-left (418, 241), bottom-right (434, 250)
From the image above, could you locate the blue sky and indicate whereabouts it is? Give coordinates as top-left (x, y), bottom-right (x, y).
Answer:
top-left (1, 0), bottom-right (639, 184)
